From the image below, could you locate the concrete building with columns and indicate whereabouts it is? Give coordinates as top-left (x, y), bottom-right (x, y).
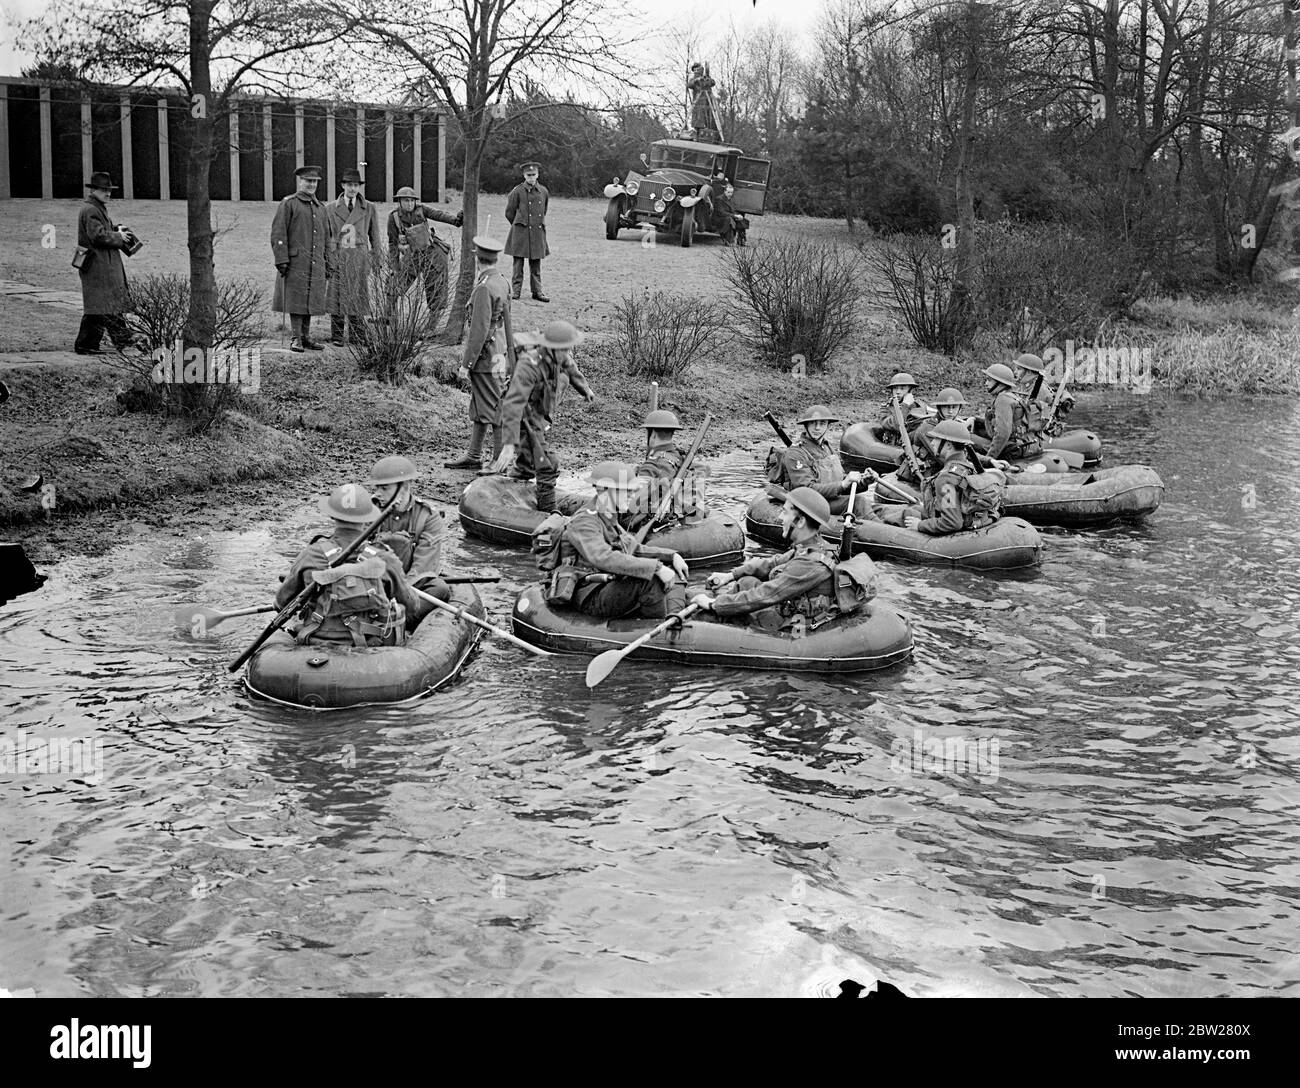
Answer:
top-left (0, 77), bottom-right (447, 203)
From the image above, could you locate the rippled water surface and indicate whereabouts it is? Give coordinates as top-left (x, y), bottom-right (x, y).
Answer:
top-left (3, 393), bottom-right (1299, 997)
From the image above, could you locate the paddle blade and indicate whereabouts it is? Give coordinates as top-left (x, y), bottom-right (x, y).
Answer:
top-left (174, 604), bottom-right (221, 635)
top-left (585, 648), bottom-right (625, 688)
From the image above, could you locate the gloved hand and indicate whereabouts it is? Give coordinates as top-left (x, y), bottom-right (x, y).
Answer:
top-left (276, 263), bottom-right (289, 277)
top-left (454, 211), bottom-right (464, 227)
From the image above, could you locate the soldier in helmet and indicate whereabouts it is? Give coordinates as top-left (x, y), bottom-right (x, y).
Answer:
top-left (490, 319), bottom-right (596, 513)
top-left (275, 484), bottom-right (420, 646)
top-left (363, 455), bottom-right (450, 621)
top-left (772, 404), bottom-right (867, 517)
top-left (876, 372), bottom-right (929, 444)
top-left (691, 485), bottom-right (843, 632)
top-left (632, 408), bottom-right (698, 533)
top-left (387, 185), bottom-right (463, 323)
top-left (553, 462), bottom-right (690, 619)
top-left (902, 420), bottom-right (1004, 536)
top-left (899, 386), bottom-right (967, 486)
top-left (1013, 351), bottom-right (1074, 436)
top-left (446, 235), bottom-right (513, 471)
top-left (981, 362), bottom-right (1041, 461)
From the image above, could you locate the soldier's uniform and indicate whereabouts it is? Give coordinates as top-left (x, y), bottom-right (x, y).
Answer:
top-left (377, 498), bottom-right (445, 577)
top-left (504, 164), bottom-right (550, 301)
top-left (778, 436), bottom-right (859, 516)
top-left (985, 388), bottom-right (1040, 460)
top-left (558, 509), bottom-right (686, 619)
top-left (271, 166), bottom-right (335, 349)
top-left (876, 398), bottom-right (930, 444)
top-left (459, 240), bottom-right (513, 458)
top-left (712, 535), bottom-right (838, 631)
top-left (387, 190), bottom-right (461, 322)
top-left (275, 531), bottom-right (418, 646)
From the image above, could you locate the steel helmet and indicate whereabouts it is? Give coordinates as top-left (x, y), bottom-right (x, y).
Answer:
top-left (928, 419), bottom-right (976, 446)
top-left (317, 483), bottom-right (380, 524)
top-left (394, 186), bottom-right (418, 200)
top-left (983, 362), bottom-right (1016, 387)
top-left (796, 404), bottom-right (840, 424)
top-left (589, 461), bottom-right (645, 491)
top-left (642, 409), bottom-right (683, 431)
top-left (767, 484), bottom-right (832, 528)
top-left (1013, 353), bottom-right (1045, 374)
top-left (364, 455), bottom-right (419, 486)
top-left (888, 371), bottom-right (917, 387)
top-left (538, 320), bottom-right (585, 350)
top-left (932, 386), bottom-right (966, 407)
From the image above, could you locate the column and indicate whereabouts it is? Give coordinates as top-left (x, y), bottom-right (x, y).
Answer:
top-left (262, 103), bottom-right (272, 201)
top-left (325, 107), bottom-right (335, 195)
top-left (0, 85), bottom-right (9, 199)
top-left (355, 107), bottom-right (364, 182)
top-left (437, 113), bottom-right (445, 203)
top-left (157, 98), bottom-right (170, 199)
top-left (120, 94), bottom-right (134, 199)
top-left (384, 110), bottom-right (393, 201)
top-left (229, 104), bottom-right (240, 201)
top-left (294, 103), bottom-right (304, 168)
top-left (412, 113), bottom-right (422, 200)
top-left (39, 85), bottom-right (52, 199)
top-left (80, 96), bottom-right (92, 186)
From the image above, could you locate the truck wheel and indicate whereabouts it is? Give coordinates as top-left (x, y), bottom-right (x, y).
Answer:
top-left (680, 206), bottom-right (695, 248)
top-left (604, 198), bottom-right (621, 240)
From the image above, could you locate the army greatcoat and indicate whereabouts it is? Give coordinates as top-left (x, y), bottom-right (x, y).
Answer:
top-left (271, 191), bottom-right (335, 315)
top-left (504, 182), bottom-right (550, 259)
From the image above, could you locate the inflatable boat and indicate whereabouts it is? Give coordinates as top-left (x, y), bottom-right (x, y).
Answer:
top-left (510, 585), bottom-right (914, 674)
top-left (744, 493), bottom-right (1043, 572)
top-left (839, 422), bottom-right (1089, 476)
top-left (245, 584), bottom-right (485, 709)
top-left (459, 475), bottom-right (746, 567)
top-left (870, 464), bottom-right (1164, 527)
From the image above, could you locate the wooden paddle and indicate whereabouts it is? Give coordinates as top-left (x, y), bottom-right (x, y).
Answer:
top-left (585, 602), bottom-right (701, 688)
top-left (840, 477), bottom-right (859, 560)
top-left (891, 398), bottom-right (925, 481)
top-left (174, 603), bottom-right (274, 634)
top-left (864, 468), bottom-right (918, 502)
top-left (411, 586), bottom-right (551, 657)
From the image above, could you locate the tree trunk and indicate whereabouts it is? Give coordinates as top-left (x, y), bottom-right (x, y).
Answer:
top-left (443, 143), bottom-right (482, 343)
top-left (180, 1), bottom-right (217, 413)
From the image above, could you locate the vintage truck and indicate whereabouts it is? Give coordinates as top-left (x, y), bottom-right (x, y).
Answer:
top-left (602, 138), bottom-right (771, 247)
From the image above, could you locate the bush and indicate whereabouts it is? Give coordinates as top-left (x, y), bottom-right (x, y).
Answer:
top-left (611, 289), bottom-right (728, 379)
top-left (113, 273), bottom-right (264, 430)
top-left (348, 265), bottom-right (435, 385)
top-left (861, 233), bottom-right (972, 355)
top-left (718, 238), bottom-right (860, 371)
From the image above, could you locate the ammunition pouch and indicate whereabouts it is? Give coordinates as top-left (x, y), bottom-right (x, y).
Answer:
top-left (546, 563), bottom-right (582, 607)
top-left (833, 553), bottom-right (878, 615)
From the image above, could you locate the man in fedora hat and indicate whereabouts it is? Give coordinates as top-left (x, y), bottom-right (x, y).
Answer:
top-left (326, 167), bottom-right (383, 347)
top-left (274, 483), bottom-right (420, 646)
top-left (504, 161), bottom-right (550, 302)
top-left (74, 171), bottom-right (136, 355)
top-left (550, 462), bottom-right (690, 619)
top-left (489, 319), bottom-right (595, 513)
top-left (387, 185), bottom-right (463, 325)
top-left (691, 485), bottom-right (845, 631)
top-left (271, 165), bottom-right (335, 353)
top-left (446, 235), bottom-right (514, 471)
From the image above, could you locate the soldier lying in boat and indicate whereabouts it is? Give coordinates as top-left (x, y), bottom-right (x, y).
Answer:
top-left (363, 454), bottom-right (450, 623)
top-left (692, 486), bottom-right (875, 632)
top-left (275, 484), bottom-right (420, 647)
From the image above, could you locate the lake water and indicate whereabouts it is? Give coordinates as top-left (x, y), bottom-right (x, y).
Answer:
top-left (2, 394), bottom-right (1298, 997)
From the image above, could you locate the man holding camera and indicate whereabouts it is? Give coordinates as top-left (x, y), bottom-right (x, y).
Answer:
top-left (74, 171), bottom-right (137, 355)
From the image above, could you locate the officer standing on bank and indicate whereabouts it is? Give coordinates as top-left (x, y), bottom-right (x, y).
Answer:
top-left (504, 161), bottom-right (550, 303)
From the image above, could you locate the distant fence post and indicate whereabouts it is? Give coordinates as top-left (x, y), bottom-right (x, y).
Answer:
top-left (119, 94), bottom-right (133, 199)
top-left (0, 84), bottom-right (8, 199)
top-left (38, 85), bottom-right (53, 199)
top-left (384, 110), bottom-right (393, 202)
top-left (413, 113), bottom-right (422, 200)
top-left (294, 102), bottom-right (304, 169)
top-left (229, 103), bottom-right (240, 201)
top-left (157, 98), bottom-right (170, 199)
top-left (262, 103), bottom-right (272, 201)
top-left (80, 94), bottom-right (92, 183)
top-left (326, 106), bottom-right (335, 195)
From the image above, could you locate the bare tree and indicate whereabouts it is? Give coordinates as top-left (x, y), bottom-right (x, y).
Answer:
top-left (18, 1), bottom-right (357, 387)
top-left (355, 1), bottom-right (629, 341)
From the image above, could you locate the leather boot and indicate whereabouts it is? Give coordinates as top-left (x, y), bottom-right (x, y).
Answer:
top-left (534, 481), bottom-right (558, 513)
top-left (445, 422), bottom-right (486, 469)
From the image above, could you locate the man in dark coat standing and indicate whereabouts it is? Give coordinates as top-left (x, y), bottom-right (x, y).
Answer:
top-left (326, 167), bottom-right (382, 346)
top-left (504, 162), bottom-right (550, 303)
top-left (74, 171), bottom-right (135, 355)
top-left (271, 164), bottom-right (335, 353)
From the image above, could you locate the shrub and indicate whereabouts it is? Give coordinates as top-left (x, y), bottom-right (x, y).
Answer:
top-left (611, 289), bottom-right (728, 379)
top-left (350, 265), bottom-right (436, 384)
top-left (860, 233), bottom-right (972, 355)
top-left (719, 238), bottom-right (861, 371)
top-left (114, 273), bottom-right (264, 430)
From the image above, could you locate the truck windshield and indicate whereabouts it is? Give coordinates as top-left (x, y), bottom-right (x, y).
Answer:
top-left (649, 146), bottom-right (716, 173)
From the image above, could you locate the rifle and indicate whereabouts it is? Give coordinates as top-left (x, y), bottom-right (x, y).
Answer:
top-left (764, 411), bottom-right (793, 447)
top-left (228, 490), bottom-right (403, 674)
top-left (1045, 365), bottom-right (1073, 430)
top-left (633, 412), bottom-right (713, 545)
top-left (891, 399), bottom-right (925, 481)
